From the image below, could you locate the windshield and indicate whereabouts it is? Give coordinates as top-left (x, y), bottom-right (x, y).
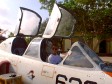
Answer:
top-left (79, 42), bottom-right (112, 72)
top-left (79, 42), bottom-right (104, 66)
top-left (63, 46), bottom-right (93, 68)
top-left (24, 38), bottom-right (41, 58)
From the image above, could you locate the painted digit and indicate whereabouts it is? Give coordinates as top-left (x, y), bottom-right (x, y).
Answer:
top-left (56, 74), bottom-right (67, 84)
top-left (84, 80), bottom-right (97, 84)
top-left (69, 77), bottom-right (82, 84)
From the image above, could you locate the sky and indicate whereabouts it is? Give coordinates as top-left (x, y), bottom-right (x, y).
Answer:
top-left (0, 0), bottom-right (50, 36)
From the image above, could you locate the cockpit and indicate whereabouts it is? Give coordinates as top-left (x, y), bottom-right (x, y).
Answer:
top-left (63, 42), bottom-right (103, 68)
top-left (24, 38), bottom-right (103, 67)
top-left (24, 37), bottom-right (53, 62)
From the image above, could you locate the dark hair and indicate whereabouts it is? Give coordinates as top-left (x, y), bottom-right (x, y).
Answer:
top-left (52, 46), bottom-right (58, 50)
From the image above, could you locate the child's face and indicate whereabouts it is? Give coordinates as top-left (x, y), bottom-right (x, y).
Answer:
top-left (52, 47), bottom-right (58, 54)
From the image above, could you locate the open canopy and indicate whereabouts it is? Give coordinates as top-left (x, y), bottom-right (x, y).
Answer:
top-left (14, 4), bottom-right (76, 38)
top-left (42, 4), bottom-right (76, 38)
top-left (14, 7), bottom-right (42, 37)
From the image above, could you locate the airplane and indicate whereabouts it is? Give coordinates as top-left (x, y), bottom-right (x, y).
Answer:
top-left (0, 3), bottom-right (112, 84)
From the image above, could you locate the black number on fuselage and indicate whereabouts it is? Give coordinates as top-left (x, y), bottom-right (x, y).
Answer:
top-left (84, 80), bottom-right (97, 84)
top-left (56, 74), bottom-right (97, 84)
top-left (56, 74), bottom-right (67, 84)
top-left (69, 77), bottom-right (82, 84)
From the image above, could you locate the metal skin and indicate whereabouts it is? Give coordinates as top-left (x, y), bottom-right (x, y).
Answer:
top-left (0, 4), bottom-right (112, 84)
top-left (0, 37), bottom-right (112, 84)
top-left (0, 37), bottom-right (15, 53)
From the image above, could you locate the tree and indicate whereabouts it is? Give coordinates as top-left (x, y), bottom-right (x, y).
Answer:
top-left (38, 18), bottom-right (48, 35)
top-left (39, 0), bottom-right (55, 13)
top-left (9, 32), bottom-right (14, 37)
top-left (39, 0), bottom-right (112, 50)
top-left (77, 0), bottom-right (112, 50)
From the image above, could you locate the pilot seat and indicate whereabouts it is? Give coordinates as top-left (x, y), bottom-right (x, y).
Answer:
top-left (11, 37), bottom-right (27, 56)
top-left (40, 39), bottom-right (52, 62)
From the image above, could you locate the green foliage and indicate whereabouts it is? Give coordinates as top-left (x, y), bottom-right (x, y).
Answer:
top-left (9, 32), bottom-right (14, 37)
top-left (39, 0), bottom-right (55, 13)
top-left (25, 37), bottom-right (32, 44)
top-left (39, 18), bottom-right (48, 35)
top-left (39, 0), bottom-right (112, 43)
